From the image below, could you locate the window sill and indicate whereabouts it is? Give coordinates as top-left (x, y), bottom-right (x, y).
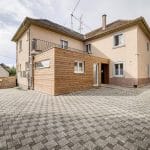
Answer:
top-left (113, 75), bottom-right (124, 78)
top-left (74, 72), bottom-right (84, 74)
top-left (35, 67), bottom-right (50, 70)
top-left (113, 44), bottom-right (125, 49)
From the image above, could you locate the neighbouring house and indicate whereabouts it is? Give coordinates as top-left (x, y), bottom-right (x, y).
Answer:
top-left (12, 15), bottom-right (150, 95)
top-left (0, 64), bottom-right (9, 77)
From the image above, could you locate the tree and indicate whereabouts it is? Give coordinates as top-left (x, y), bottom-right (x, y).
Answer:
top-left (8, 66), bottom-right (16, 76)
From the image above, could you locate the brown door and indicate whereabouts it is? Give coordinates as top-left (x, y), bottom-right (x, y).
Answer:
top-left (101, 64), bottom-right (109, 84)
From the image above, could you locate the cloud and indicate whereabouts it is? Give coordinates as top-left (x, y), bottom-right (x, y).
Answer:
top-left (0, 0), bottom-right (150, 65)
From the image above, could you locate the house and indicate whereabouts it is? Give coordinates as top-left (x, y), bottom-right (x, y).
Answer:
top-left (0, 64), bottom-right (9, 77)
top-left (12, 15), bottom-right (150, 95)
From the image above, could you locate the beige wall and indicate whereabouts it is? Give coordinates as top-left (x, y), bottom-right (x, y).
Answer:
top-left (17, 24), bottom-right (85, 89)
top-left (30, 25), bottom-right (84, 51)
top-left (0, 66), bottom-right (9, 77)
top-left (86, 26), bottom-right (138, 80)
top-left (16, 29), bottom-right (29, 89)
top-left (137, 26), bottom-right (150, 79)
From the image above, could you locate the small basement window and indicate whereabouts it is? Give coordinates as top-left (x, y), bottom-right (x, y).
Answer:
top-left (74, 61), bottom-right (84, 74)
top-left (35, 59), bottom-right (50, 69)
top-left (113, 33), bottom-right (124, 47)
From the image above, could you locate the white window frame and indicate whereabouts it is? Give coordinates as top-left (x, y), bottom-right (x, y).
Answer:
top-left (35, 59), bottom-right (50, 69)
top-left (86, 44), bottom-right (92, 53)
top-left (113, 62), bottom-right (124, 77)
top-left (113, 33), bottom-right (125, 48)
top-left (60, 40), bottom-right (68, 49)
top-left (74, 61), bottom-right (85, 74)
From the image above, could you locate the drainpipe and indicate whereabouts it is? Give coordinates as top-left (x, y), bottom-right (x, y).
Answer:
top-left (28, 27), bottom-right (31, 89)
top-left (30, 39), bottom-right (39, 90)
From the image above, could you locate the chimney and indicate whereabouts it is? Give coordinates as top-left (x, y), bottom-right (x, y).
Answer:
top-left (102, 14), bottom-right (107, 30)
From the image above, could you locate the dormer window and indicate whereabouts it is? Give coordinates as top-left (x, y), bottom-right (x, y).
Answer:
top-left (113, 33), bottom-right (124, 47)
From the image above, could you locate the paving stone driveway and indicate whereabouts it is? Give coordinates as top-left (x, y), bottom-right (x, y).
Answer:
top-left (0, 86), bottom-right (150, 150)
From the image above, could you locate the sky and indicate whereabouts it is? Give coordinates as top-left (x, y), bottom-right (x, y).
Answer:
top-left (0, 0), bottom-right (150, 66)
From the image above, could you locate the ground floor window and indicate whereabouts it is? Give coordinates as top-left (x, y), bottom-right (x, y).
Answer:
top-left (74, 61), bottom-right (84, 73)
top-left (35, 59), bottom-right (50, 69)
top-left (147, 64), bottom-right (150, 78)
top-left (114, 62), bottom-right (124, 77)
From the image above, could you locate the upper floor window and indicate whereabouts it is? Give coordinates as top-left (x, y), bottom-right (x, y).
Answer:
top-left (74, 61), bottom-right (84, 74)
top-left (114, 62), bottom-right (124, 77)
top-left (86, 44), bottom-right (92, 53)
top-left (147, 42), bottom-right (149, 51)
top-left (19, 40), bottom-right (22, 52)
top-left (60, 40), bottom-right (68, 49)
top-left (26, 31), bottom-right (29, 41)
top-left (113, 33), bottom-right (124, 47)
top-left (35, 59), bottom-right (50, 69)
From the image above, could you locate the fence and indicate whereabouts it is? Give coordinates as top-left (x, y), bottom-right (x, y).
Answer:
top-left (0, 76), bottom-right (16, 89)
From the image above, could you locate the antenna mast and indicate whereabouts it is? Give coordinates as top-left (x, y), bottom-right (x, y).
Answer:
top-left (71, 0), bottom-right (80, 30)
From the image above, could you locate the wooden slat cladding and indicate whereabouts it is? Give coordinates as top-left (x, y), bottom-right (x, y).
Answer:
top-left (34, 49), bottom-right (55, 95)
top-left (54, 48), bottom-right (109, 95)
top-left (34, 48), bottom-right (109, 95)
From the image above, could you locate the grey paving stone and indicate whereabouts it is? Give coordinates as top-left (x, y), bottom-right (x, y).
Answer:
top-left (32, 142), bottom-right (45, 150)
top-left (58, 138), bottom-right (69, 147)
top-left (45, 140), bottom-right (58, 149)
top-left (21, 137), bottom-right (33, 146)
top-left (0, 86), bottom-right (150, 150)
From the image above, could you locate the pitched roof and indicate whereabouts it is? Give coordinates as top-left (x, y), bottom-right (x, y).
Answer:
top-left (85, 17), bottom-right (150, 40)
top-left (85, 20), bottom-right (132, 38)
top-left (12, 16), bottom-right (150, 42)
top-left (12, 17), bottom-right (84, 41)
top-left (0, 63), bottom-right (10, 72)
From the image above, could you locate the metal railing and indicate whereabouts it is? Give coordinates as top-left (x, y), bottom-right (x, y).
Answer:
top-left (31, 38), bottom-right (88, 54)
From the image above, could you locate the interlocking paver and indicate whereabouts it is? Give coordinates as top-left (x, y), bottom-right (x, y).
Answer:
top-left (0, 86), bottom-right (150, 150)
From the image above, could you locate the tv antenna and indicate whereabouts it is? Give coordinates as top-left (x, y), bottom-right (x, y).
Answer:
top-left (71, 0), bottom-right (81, 30)
top-left (70, 0), bottom-right (91, 33)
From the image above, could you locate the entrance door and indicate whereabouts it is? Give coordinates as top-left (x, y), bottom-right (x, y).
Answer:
top-left (93, 63), bottom-right (99, 86)
top-left (101, 64), bottom-right (109, 84)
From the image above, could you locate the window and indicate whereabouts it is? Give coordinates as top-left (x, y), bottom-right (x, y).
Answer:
top-left (35, 59), bottom-right (50, 69)
top-left (60, 40), bottom-right (68, 49)
top-left (25, 62), bottom-right (29, 71)
top-left (32, 39), bottom-right (37, 50)
top-left (147, 42), bottom-right (149, 51)
top-left (86, 44), bottom-right (92, 53)
top-left (74, 61), bottom-right (84, 73)
top-left (114, 63), bottom-right (124, 77)
top-left (22, 71), bottom-right (26, 78)
top-left (113, 33), bottom-right (124, 47)
top-left (147, 64), bottom-right (150, 78)
top-left (27, 31), bottom-right (29, 41)
top-left (19, 64), bottom-right (21, 72)
top-left (19, 40), bottom-right (22, 52)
